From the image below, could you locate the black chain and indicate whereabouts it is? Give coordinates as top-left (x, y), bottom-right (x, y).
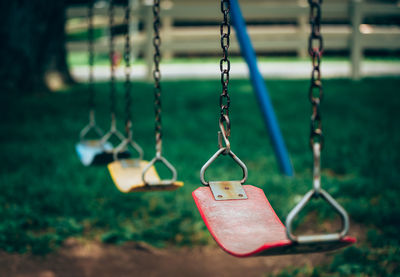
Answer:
top-left (308, 0), bottom-right (324, 148)
top-left (109, 0), bottom-right (116, 117)
top-left (153, 0), bottom-right (162, 154)
top-left (88, 0), bottom-right (95, 112)
top-left (123, 0), bottom-right (132, 138)
top-left (219, 0), bottom-right (231, 139)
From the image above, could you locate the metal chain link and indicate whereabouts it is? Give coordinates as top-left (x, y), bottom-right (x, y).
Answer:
top-left (308, 0), bottom-right (324, 148)
top-left (152, 0), bottom-right (162, 155)
top-left (123, 0), bottom-right (132, 138)
top-left (109, 0), bottom-right (116, 119)
top-left (219, 0), bottom-right (231, 145)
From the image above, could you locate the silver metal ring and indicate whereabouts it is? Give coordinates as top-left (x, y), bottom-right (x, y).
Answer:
top-left (112, 138), bottom-right (144, 161)
top-left (200, 147), bottom-right (248, 186)
top-left (79, 122), bottom-right (104, 142)
top-left (100, 126), bottom-right (126, 148)
top-left (285, 188), bottom-right (350, 243)
top-left (142, 155), bottom-right (177, 185)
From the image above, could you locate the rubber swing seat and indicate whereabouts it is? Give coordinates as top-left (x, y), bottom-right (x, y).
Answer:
top-left (193, 185), bottom-right (355, 257)
top-left (108, 160), bottom-right (183, 192)
top-left (75, 140), bottom-right (130, 166)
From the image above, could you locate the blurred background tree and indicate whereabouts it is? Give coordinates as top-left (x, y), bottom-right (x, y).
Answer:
top-left (0, 0), bottom-right (74, 94)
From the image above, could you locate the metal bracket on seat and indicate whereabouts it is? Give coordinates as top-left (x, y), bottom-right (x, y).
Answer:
top-left (120, 158), bottom-right (140, 168)
top-left (209, 181), bottom-right (248, 201)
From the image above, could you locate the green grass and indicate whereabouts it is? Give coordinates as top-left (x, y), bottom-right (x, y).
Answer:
top-left (1, 77), bottom-right (400, 275)
top-left (67, 52), bottom-right (400, 67)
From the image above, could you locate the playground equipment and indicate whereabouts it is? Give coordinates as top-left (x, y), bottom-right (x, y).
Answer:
top-left (193, 0), bottom-right (355, 257)
top-left (75, 0), bottom-right (113, 166)
top-left (140, 0), bottom-right (183, 190)
top-left (76, 0), bottom-right (130, 166)
top-left (97, 0), bottom-right (131, 164)
top-left (108, 0), bottom-right (183, 192)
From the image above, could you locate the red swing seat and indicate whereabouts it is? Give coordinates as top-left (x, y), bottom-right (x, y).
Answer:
top-left (193, 185), bottom-right (356, 257)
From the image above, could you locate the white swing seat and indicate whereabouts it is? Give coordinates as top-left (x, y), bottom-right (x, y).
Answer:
top-left (76, 140), bottom-right (113, 166)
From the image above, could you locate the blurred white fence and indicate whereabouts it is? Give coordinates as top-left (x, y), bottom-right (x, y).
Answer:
top-left (66, 0), bottom-right (400, 80)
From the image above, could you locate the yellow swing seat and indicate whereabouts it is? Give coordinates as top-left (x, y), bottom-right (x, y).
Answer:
top-left (108, 159), bottom-right (183, 193)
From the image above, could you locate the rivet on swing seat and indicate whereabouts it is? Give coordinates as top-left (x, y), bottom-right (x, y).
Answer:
top-left (209, 181), bottom-right (247, 201)
top-left (193, 185), bottom-right (355, 257)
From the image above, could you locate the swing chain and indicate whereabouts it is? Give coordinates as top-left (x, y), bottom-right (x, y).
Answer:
top-left (78, 0), bottom-right (104, 142)
top-left (111, 1), bottom-right (144, 162)
top-left (109, 0), bottom-right (117, 122)
top-left (124, 1), bottom-right (132, 139)
top-left (199, 0), bottom-right (248, 187)
top-left (142, 0), bottom-right (179, 184)
top-left (286, 0), bottom-right (351, 244)
top-left (308, 0), bottom-right (324, 149)
top-left (88, 0), bottom-right (95, 116)
top-left (219, 0), bottom-right (231, 152)
top-left (153, 0), bottom-right (162, 156)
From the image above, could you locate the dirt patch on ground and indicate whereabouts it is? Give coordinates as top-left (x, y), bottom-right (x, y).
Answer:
top-left (0, 241), bottom-right (340, 277)
top-left (0, 222), bottom-right (363, 277)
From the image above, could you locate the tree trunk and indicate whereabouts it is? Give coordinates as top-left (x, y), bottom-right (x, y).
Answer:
top-left (0, 0), bottom-right (74, 94)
